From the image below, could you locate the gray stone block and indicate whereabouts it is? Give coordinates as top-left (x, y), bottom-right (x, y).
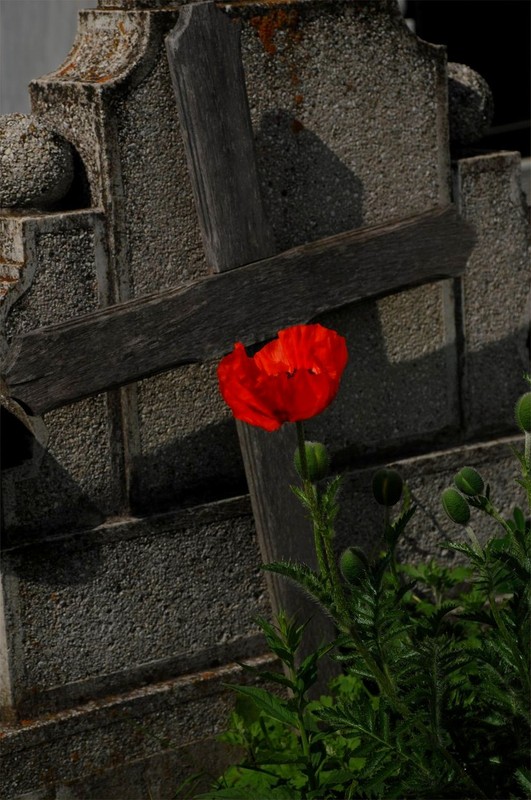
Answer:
top-left (1, 655), bottom-right (276, 800)
top-left (454, 152), bottom-right (530, 437)
top-left (335, 434), bottom-right (525, 565)
top-left (0, 2), bottom-right (528, 796)
top-left (1, 497), bottom-right (270, 716)
top-left (132, 367), bottom-right (245, 513)
top-left (1, 212), bottom-right (121, 536)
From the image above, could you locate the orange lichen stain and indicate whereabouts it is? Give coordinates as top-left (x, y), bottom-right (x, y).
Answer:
top-left (198, 669), bottom-right (216, 680)
top-left (250, 8), bottom-right (300, 56)
top-left (291, 118), bottom-right (304, 134)
top-left (57, 61), bottom-right (77, 77)
top-left (41, 768), bottom-right (57, 784)
top-left (290, 67), bottom-right (301, 86)
top-left (118, 20), bottom-right (127, 36)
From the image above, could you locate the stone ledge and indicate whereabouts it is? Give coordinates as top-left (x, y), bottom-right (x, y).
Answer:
top-left (1, 494), bottom-right (268, 719)
top-left (1, 654), bottom-right (277, 798)
top-left (336, 433), bottom-right (525, 562)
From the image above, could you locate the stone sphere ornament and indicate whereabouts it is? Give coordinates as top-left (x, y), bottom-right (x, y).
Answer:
top-left (448, 63), bottom-right (494, 145)
top-left (0, 113), bottom-right (75, 208)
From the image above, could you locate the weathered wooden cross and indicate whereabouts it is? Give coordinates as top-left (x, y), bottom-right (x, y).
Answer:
top-left (1, 2), bottom-right (473, 647)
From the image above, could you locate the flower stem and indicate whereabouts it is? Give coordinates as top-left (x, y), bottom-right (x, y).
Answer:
top-left (295, 421), bottom-right (328, 580)
top-left (295, 421), bottom-right (309, 481)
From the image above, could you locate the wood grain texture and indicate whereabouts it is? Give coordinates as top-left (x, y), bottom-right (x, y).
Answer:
top-left (167, 0), bottom-right (335, 670)
top-left (4, 207), bottom-right (473, 415)
top-left (165, 1), bottom-right (276, 271)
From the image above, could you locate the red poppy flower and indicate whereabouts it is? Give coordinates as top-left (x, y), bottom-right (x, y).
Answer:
top-left (217, 324), bottom-right (348, 431)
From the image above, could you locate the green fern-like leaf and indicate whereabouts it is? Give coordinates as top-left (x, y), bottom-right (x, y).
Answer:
top-left (262, 561), bottom-right (333, 611)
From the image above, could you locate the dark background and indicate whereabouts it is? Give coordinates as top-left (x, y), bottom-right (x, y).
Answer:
top-left (406, 0), bottom-right (530, 157)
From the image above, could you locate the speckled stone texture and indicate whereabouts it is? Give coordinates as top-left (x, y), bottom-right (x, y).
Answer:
top-left (0, 114), bottom-right (74, 208)
top-left (1, 497), bottom-right (270, 717)
top-left (98, 0), bottom-right (183, 7)
top-left (454, 152), bottom-right (530, 437)
top-left (1, 212), bottom-right (119, 538)
top-left (448, 62), bottom-right (494, 145)
top-left (20, 0), bottom-right (456, 513)
top-left (335, 434), bottom-right (525, 565)
top-left (1, 654), bottom-right (277, 800)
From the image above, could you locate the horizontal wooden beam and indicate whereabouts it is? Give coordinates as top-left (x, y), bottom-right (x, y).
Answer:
top-left (3, 206), bottom-right (473, 415)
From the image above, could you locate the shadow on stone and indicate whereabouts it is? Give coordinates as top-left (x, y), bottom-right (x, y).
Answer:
top-left (255, 110), bottom-right (364, 250)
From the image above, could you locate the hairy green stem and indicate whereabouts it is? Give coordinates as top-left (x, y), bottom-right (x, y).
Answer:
top-left (289, 656), bottom-right (317, 796)
top-left (296, 710), bottom-right (316, 796)
top-left (295, 421), bottom-right (309, 481)
top-left (295, 421), bottom-right (328, 580)
top-left (325, 531), bottom-right (486, 798)
top-left (524, 432), bottom-right (531, 509)
top-left (383, 507), bottom-right (398, 584)
top-left (484, 500), bottom-right (513, 537)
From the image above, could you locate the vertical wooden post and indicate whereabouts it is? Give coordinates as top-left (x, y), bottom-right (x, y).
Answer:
top-left (166, 1), bottom-right (338, 668)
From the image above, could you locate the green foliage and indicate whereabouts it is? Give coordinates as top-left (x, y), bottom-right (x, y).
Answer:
top-left (200, 412), bottom-right (531, 800)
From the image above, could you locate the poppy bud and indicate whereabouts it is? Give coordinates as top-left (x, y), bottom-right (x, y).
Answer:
top-left (372, 468), bottom-right (403, 507)
top-left (441, 487), bottom-right (470, 525)
top-left (294, 441), bottom-right (330, 482)
top-left (340, 547), bottom-right (368, 584)
top-left (453, 466), bottom-right (484, 496)
top-left (515, 392), bottom-right (531, 433)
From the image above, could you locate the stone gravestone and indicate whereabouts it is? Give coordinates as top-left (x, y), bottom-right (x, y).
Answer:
top-left (0, 0), bottom-right (528, 796)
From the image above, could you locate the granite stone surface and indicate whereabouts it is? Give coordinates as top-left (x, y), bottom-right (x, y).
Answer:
top-left (2, 497), bottom-right (269, 715)
top-left (455, 152), bottom-right (530, 437)
top-left (335, 434), bottom-right (525, 565)
top-left (0, 114), bottom-right (74, 208)
top-left (1, 655), bottom-right (277, 800)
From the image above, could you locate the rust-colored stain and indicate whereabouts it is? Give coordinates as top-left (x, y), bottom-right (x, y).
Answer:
top-left (294, 93), bottom-right (303, 106)
top-left (118, 20), bottom-right (127, 36)
top-left (70, 750), bottom-right (81, 763)
top-left (55, 59), bottom-right (111, 83)
top-left (40, 768), bottom-right (57, 784)
top-left (291, 118), bottom-right (304, 134)
top-left (57, 61), bottom-right (77, 78)
top-left (197, 669), bottom-right (216, 680)
top-left (250, 8), bottom-right (300, 55)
